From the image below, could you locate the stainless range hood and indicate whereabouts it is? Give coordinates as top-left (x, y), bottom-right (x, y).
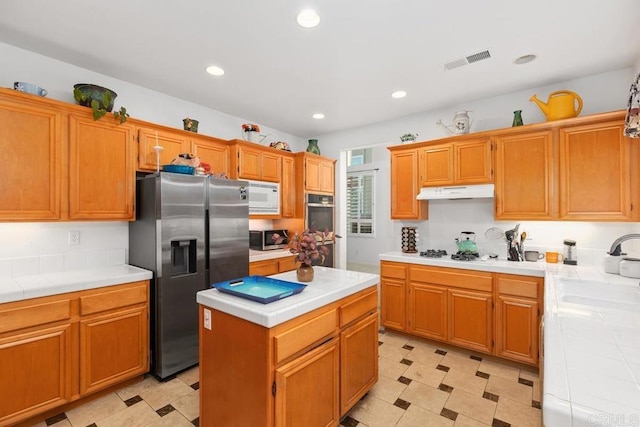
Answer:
top-left (416, 184), bottom-right (495, 200)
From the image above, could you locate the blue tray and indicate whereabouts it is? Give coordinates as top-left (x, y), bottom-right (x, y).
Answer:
top-left (212, 276), bottom-right (307, 304)
top-left (162, 164), bottom-right (195, 174)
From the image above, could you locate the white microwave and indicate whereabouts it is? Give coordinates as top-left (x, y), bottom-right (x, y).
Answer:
top-left (247, 180), bottom-right (280, 215)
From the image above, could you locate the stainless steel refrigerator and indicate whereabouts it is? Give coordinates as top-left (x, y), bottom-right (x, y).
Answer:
top-left (129, 172), bottom-right (249, 379)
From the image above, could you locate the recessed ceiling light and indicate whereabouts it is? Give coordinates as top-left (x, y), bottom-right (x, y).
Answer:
top-left (391, 91), bottom-right (407, 99)
top-left (206, 65), bottom-right (225, 76)
top-left (296, 9), bottom-right (320, 28)
top-left (312, 113), bottom-right (325, 119)
top-left (514, 54), bottom-right (536, 65)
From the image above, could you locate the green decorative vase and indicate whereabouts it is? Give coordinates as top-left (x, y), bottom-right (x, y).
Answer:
top-left (512, 110), bottom-right (524, 127)
top-left (306, 139), bottom-right (321, 155)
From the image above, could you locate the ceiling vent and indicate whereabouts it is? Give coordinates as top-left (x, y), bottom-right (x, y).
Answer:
top-left (444, 50), bottom-right (491, 71)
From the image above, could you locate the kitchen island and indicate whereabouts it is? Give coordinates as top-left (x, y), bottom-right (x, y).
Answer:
top-left (196, 267), bottom-right (379, 427)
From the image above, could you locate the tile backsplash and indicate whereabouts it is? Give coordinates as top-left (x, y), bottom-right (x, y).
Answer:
top-left (0, 222), bottom-right (128, 278)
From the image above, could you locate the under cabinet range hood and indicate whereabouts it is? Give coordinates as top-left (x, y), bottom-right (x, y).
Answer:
top-left (416, 184), bottom-right (495, 200)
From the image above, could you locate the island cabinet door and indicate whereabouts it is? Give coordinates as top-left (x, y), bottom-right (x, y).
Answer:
top-left (274, 338), bottom-right (339, 427)
top-left (340, 311), bottom-right (378, 416)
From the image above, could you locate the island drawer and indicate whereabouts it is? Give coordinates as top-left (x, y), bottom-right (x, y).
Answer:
top-left (274, 308), bottom-right (337, 364)
top-left (340, 288), bottom-right (377, 327)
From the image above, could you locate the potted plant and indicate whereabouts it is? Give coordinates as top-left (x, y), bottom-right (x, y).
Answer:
top-left (399, 133), bottom-right (418, 143)
top-left (273, 227), bottom-right (337, 282)
top-left (73, 83), bottom-right (130, 124)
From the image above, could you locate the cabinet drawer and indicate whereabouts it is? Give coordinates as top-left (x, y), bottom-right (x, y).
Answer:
top-left (274, 309), bottom-right (337, 364)
top-left (410, 265), bottom-right (492, 292)
top-left (278, 256), bottom-right (297, 273)
top-left (80, 282), bottom-right (148, 316)
top-left (340, 288), bottom-right (377, 327)
top-left (0, 299), bottom-right (71, 334)
top-left (381, 262), bottom-right (406, 280)
top-left (249, 260), bottom-right (279, 276)
top-left (497, 275), bottom-right (540, 299)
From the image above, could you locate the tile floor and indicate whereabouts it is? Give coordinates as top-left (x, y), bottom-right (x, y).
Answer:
top-left (33, 330), bottom-right (541, 427)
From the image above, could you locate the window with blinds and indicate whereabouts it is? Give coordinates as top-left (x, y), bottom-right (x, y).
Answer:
top-left (346, 171), bottom-right (375, 236)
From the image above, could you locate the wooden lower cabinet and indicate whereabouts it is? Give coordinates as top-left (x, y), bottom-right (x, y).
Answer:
top-left (495, 274), bottom-right (542, 365)
top-left (275, 338), bottom-right (340, 427)
top-left (382, 261), bottom-right (543, 366)
top-left (199, 286), bottom-right (378, 427)
top-left (0, 281), bottom-right (149, 426)
top-left (408, 283), bottom-right (447, 341)
top-left (249, 256), bottom-right (297, 276)
top-left (448, 288), bottom-right (493, 353)
top-left (0, 324), bottom-right (72, 425)
top-left (340, 312), bottom-right (378, 415)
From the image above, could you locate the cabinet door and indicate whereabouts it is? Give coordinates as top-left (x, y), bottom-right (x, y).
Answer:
top-left (305, 157), bottom-right (321, 192)
top-left (390, 149), bottom-right (427, 220)
top-left (495, 295), bottom-right (538, 365)
top-left (274, 338), bottom-right (339, 427)
top-left (419, 144), bottom-right (454, 187)
top-left (192, 137), bottom-right (230, 176)
top-left (0, 324), bottom-right (72, 425)
top-left (0, 98), bottom-right (63, 220)
top-left (455, 138), bottom-right (492, 184)
top-left (79, 306), bottom-right (148, 395)
top-left (319, 160), bottom-right (335, 193)
top-left (238, 145), bottom-right (262, 180)
top-left (68, 114), bottom-right (135, 220)
top-left (261, 151), bottom-right (282, 182)
top-left (448, 289), bottom-right (492, 353)
top-left (381, 277), bottom-right (405, 331)
top-left (559, 121), bottom-right (632, 220)
top-left (494, 130), bottom-right (556, 220)
top-left (138, 128), bottom-right (189, 171)
top-left (340, 312), bottom-right (378, 416)
top-left (408, 282), bottom-right (447, 341)
top-left (281, 156), bottom-right (296, 217)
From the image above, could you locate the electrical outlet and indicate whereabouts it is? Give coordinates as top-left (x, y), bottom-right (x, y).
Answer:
top-left (69, 231), bottom-right (80, 245)
top-left (204, 308), bottom-right (212, 330)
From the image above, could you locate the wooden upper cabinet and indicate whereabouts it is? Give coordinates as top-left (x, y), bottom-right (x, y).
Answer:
top-left (0, 96), bottom-right (63, 221)
top-left (281, 155), bottom-right (296, 218)
top-left (137, 127), bottom-right (189, 171)
top-left (389, 148), bottom-right (427, 220)
top-left (191, 137), bottom-right (230, 177)
top-left (419, 144), bottom-right (453, 186)
top-left (303, 154), bottom-right (335, 193)
top-left (559, 120), bottom-right (633, 220)
top-left (68, 114), bottom-right (135, 220)
top-left (494, 130), bottom-right (556, 220)
top-left (419, 138), bottom-right (492, 187)
top-left (455, 138), bottom-right (493, 183)
top-left (235, 143), bottom-right (282, 182)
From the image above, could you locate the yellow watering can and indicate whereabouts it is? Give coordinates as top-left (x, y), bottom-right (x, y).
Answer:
top-left (529, 90), bottom-right (583, 121)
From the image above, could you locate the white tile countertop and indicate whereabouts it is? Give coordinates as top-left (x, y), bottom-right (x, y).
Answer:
top-left (0, 264), bottom-right (153, 303)
top-left (196, 266), bottom-right (379, 328)
top-left (379, 251), bottom-right (640, 427)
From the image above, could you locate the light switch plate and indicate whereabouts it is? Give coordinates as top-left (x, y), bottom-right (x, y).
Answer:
top-left (204, 308), bottom-right (211, 330)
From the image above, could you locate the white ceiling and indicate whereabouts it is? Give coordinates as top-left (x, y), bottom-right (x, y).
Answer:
top-left (0, 0), bottom-right (638, 138)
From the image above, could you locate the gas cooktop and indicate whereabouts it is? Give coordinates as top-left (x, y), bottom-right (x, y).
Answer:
top-left (450, 252), bottom-right (480, 261)
top-left (419, 249), bottom-right (448, 258)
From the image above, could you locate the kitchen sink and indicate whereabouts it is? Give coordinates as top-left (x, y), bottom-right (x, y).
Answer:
top-left (555, 278), bottom-right (640, 312)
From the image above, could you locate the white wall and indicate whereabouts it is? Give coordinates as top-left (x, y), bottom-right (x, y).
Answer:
top-left (318, 67), bottom-right (638, 268)
top-left (0, 42), bottom-right (306, 151)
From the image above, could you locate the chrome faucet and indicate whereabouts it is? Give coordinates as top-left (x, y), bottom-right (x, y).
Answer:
top-left (608, 234), bottom-right (640, 256)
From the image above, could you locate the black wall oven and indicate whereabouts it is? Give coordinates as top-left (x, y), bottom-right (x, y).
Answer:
top-left (306, 193), bottom-right (335, 267)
